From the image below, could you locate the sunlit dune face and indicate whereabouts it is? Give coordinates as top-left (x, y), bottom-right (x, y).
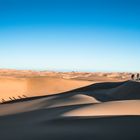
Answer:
top-left (0, 78), bottom-right (27, 101)
top-left (63, 100), bottom-right (140, 117)
top-left (0, 77), bottom-right (92, 102)
top-left (0, 70), bottom-right (131, 102)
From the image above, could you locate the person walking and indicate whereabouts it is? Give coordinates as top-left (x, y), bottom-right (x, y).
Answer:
top-left (136, 73), bottom-right (140, 81)
top-left (131, 74), bottom-right (135, 80)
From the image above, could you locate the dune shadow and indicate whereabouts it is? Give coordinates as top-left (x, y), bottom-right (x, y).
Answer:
top-left (1, 111), bottom-right (139, 140)
top-left (44, 115), bottom-right (140, 140)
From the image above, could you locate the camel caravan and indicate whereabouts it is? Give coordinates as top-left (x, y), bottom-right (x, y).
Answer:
top-left (131, 73), bottom-right (140, 81)
top-left (1, 95), bottom-right (27, 104)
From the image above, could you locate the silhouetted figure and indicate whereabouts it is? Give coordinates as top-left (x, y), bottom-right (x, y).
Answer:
top-left (18, 96), bottom-right (22, 99)
top-left (131, 74), bottom-right (135, 80)
top-left (1, 99), bottom-right (5, 103)
top-left (12, 97), bottom-right (16, 100)
top-left (9, 97), bottom-right (13, 101)
top-left (23, 95), bottom-right (27, 98)
top-left (136, 73), bottom-right (140, 81)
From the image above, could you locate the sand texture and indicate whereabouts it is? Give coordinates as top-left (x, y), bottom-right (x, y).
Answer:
top-left (0, 77), bottom-right (140, 140)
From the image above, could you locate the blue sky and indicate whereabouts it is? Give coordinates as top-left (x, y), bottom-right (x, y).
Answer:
top-left (0, 0), bottom-right (140, 72)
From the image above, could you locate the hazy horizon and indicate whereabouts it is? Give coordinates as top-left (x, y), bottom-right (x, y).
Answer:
top-left (0, 0), bottom-right (140, 72)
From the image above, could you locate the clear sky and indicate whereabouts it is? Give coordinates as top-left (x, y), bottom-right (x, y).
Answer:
top-left (0, 0), bottom-right (140, 72)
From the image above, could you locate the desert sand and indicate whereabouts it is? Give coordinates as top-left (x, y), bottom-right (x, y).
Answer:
top-left (0, 70), bottom-right (140, 140)
top-left (0, 69), bottom-right (131, 102)
top-left (0, 77), bottom-right (92, 102)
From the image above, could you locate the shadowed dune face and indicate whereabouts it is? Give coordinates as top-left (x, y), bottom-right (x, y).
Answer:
top-left (0, 94), bottom-right (99, 116)
top-left (0, 106), bottom-right (140, 140)
top-left (69, 81), bottom-right (140, 102)
top-left (108, 81), bottom-right (140, 99)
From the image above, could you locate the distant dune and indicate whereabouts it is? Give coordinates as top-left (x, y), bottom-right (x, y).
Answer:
top-left (0, 69), bottom-right (131, 80)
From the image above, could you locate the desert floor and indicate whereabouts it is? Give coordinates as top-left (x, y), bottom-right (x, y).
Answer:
top-left (0, 70), bottom-right (140, 140)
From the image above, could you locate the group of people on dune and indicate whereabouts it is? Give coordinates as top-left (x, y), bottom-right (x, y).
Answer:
top-left (131, 73), bottom-right (140, 81)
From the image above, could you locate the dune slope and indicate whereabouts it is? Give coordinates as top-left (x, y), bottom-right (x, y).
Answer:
top-left (0, 77), bottom-right (92, 102)
top-left (0, 80), bottom-right (140, 140)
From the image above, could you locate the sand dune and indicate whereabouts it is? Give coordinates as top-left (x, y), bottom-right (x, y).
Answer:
top-left (0, 79), bottom-right (140, 140)
top-left (64, 100), bottom-right (140, 117)
top-left (0, 94), bottom-right (99, 116)
top-left (0, 77), bottom-right (92, 102)
top-left (108, 81), bottom-right (140, 99)
top-left (0, 69), bottom-right (131, 102)
top-left (26, 77), bottom-right (92, 96)
top-left (70, 80), bottom-right (140, 101)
